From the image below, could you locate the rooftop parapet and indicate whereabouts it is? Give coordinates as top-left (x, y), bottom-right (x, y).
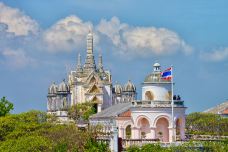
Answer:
top-left (131, 100), bottom-right (185, 108)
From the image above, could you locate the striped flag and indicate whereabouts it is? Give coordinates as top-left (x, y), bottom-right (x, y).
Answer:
top-left (161, 67), bottom-right (172, 80)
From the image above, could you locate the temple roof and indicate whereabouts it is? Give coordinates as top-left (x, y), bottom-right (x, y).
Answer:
top-left (203, 101), bottom-right (228, 114)
top-left (90, 102), bottom-right (131, 119)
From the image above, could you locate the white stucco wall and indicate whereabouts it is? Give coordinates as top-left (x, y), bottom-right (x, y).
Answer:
top-left (103, 85), bottom-right (112, 109)
top-left (142, 83), bottom-right (172, 101)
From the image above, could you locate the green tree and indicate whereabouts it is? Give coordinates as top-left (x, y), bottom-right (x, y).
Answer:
top-left (68, 102), bottom-right (96, 121)
top-left (0, 97), bottom-right (14, 117)
top-left (0, 110), bottom-right (109, 152)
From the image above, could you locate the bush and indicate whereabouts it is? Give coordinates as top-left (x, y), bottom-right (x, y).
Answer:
top-left (141, 144), bottom-right (165, 152)
top-left (126, 145), bottom-right (140, 152)
top-left (0, 135), bottom-right (52, 152)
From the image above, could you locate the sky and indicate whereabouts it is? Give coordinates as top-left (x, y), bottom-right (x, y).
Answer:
top-left (0, 0), bottom-right (228, 114)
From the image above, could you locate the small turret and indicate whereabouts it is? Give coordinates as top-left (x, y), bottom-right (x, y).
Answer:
top-left (124, 80), bottom-right (136, 92)
top-left (76, 53), bottom-right (83, 73)
top-left (114, 82), bottom-right (122, 95)
top-left (98, 53), bottom-right (104, 73)
top-left (48, 82), bottom-right (58, 95)
top-left (153, 62), bottom-right (161, 73)
top-left (58, 79), bottom-right (69, 93)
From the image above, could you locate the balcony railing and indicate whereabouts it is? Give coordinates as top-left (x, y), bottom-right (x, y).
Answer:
top-left (122, 138), bottom-right (164, 148)
top-left (132, 100), bottom-right (185, 107)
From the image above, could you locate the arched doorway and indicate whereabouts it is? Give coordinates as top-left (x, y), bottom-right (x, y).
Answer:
top-left (155, 117), bottom-right (169, 142)
top-left (125, 125), bottom-right (131, 139)
top-left (137, 117), bottom-right (150, 139)
top-left (145, 91), bottom-right (154, 100)
top-left (93, 103), bottom-right (98, 113)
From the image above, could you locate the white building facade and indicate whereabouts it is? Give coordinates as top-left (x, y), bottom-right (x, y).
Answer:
top-left (90, 63), bottom-right (186, 142)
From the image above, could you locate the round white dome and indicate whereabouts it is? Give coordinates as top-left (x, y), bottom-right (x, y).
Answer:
top-left (48, 82), bottom-right (58, 94)
top-left (58, 80), bottom-right (69, 92)
top-left (124, 80), bottom-right (136, 92)
top-left (153, 62), bottom-right (160, 67)
top-left (114, 83), bottom-right (122, 94)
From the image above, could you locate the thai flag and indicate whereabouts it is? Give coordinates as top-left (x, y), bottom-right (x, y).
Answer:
top-left (161, 67), bottom-right (172, 80)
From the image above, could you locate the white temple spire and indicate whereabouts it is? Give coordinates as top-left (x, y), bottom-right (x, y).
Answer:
top-left (84, 31), bottom-right (96, 73)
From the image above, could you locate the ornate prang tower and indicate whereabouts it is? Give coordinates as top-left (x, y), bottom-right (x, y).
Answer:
top-left (68, 31), bottom-right (112, 112)
top-left (83, 31), bottom-right (96, 74)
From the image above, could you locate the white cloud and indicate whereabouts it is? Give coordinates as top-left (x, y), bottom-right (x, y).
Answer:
top-left (42, 15), bottom-right (97, 52)
top-left (123, 27), bottom-right (192, 55)
top-left (0, 2), bottom-right (193, 61)
top-left (96, 16), bottom-right (128, 47)
top-left (0, 2), bottom-right (38, 36)
top-left (201, 48), bottom-right (228, 62)
top-left (1, 48), bottom-right (36, 69)
top-left (96, 17), bottom-right (192, 57)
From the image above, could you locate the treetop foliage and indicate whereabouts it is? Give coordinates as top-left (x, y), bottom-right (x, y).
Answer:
top-left (0, 96), bottom-right (14, 117)
top-left (68, 102), bottom-right (96, 121)
top-left (0, 110), bottom-right (109, 152)
top-left (186, 112), bottom-right (228, 136)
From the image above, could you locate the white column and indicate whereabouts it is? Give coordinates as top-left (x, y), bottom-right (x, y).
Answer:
top-left (97, 104), bottom-right (102, 112)
top-left (180, 118), bottom-right (186, 140)
top-left (132, 127), bottom-right (140, 139)
top-left (169, 127), bottom-right (176, 142)
top-left (118, 128), bottom-right (125, 139)
top-left (150, 127), bottom-right (156, 139)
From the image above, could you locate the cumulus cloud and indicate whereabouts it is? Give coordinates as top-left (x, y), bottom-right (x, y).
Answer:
top-left (201, 48), bottom-right (228, 62)
top-left (0, 48), bottom-right (36, 69)
top-left (96, 17), bottom-right (192, 57)
top-left (42, 15), bottom-right (96, 52)
top-left (97, 16), bottom-right (128, 47)
top-left (0, 2), bottom-right (193, 69)
top-left (0, 2), bottom-right (38, 36)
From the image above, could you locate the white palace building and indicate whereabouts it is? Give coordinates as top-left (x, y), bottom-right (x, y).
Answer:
top-left (47, 31), bottom-right (186, 143)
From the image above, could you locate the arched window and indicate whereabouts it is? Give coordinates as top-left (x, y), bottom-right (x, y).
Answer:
top-left (125, 125), bottom-right (131, 139)
top-left (145, 91), bottom-right (154, 100)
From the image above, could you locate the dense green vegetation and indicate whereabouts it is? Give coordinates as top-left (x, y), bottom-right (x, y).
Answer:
top-left (126, 141), bottom-right (228, 152)
top-left (0, 97), bottom-right (14, 117)
top-left (0, 110), bottom-right (109, 152)
top-left (186, 112), bottom-right (228, 136)
top-left (1, 97), bottom-right (228, 151)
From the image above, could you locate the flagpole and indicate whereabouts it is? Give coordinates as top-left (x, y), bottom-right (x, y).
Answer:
top-left (171, 65), bottom-right (175, 142)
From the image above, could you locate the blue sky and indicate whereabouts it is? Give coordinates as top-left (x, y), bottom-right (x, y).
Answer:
top-left (0, 0), bottom-right (228, 113)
